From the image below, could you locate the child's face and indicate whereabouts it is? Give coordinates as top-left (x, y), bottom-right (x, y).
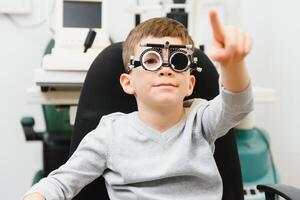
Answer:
top-left (120, 36), bottom-right (196, 109)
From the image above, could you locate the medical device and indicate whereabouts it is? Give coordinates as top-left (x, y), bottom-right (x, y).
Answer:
top-left (23, 0), bottom-right (112, 180)
top-left (28, 0), bottom-right (111, 123)
top-left (234, 89), bottom-right (279, 200)
top-left (54, 0), bottom-right (108, 49)
top-left (166, 0), bottom-right (188, 28)
top-left (42, 0), bottom-right (110, 72)
top-left (128, 41), bottom-right (202, 73)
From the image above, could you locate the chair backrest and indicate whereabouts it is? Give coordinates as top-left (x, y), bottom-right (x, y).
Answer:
top-left (70, 42), bottom-right (244, 200)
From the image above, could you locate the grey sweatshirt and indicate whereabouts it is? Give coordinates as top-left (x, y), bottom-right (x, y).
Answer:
top-left (24, 84), bottom-right (253, 200)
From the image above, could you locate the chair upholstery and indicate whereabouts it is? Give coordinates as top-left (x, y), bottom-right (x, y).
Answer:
top-left (69, 42), bottom-right (244, 200)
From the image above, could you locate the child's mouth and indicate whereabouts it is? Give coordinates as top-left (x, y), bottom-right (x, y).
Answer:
top-left (153, 83), bottom-right (177, 87)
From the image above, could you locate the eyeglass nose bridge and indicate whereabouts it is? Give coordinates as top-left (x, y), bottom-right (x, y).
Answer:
top-left (157, 62), bottom-right (175, 75)
top-left (161, 62), bottom-right (171, 67)
top-left (159, 61), bottom-right (187, 73)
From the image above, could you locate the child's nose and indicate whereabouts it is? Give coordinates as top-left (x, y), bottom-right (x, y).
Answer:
top-left (158, 65), bottom-right (174, 76)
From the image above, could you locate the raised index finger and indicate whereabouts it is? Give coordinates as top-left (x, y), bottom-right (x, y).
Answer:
top-left (209, 10), bottom-right (225, 44)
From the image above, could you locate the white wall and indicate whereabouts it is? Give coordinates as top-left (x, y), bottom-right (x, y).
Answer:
top-left (0, 0), bottom-right (49, 199)
top-left (1, 0), bottom-right (300, 199)
top-left (240, 0), bottom-right (300, 188)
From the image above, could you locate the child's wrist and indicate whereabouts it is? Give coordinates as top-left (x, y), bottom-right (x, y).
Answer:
top-left (220, 59), bottom-right (245, 69)
top-left (220, 60), bottom-right (250, 93)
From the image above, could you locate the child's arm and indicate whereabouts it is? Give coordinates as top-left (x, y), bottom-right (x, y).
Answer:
top-left (196, 10), bottom-right (254, 143)
top-left (209, 10), bottom-right (252, 92)
top-left (22, 123), bottom-right (109, 200)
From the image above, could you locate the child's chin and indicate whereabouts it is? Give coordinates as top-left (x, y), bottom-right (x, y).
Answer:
top-left (154, 96), bottom-right (182, 105)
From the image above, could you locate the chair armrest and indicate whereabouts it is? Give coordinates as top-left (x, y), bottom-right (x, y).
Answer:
top-left (21, 116), bottom-right (44, 141)
top-left (257, 184), bottom-right (300, 200)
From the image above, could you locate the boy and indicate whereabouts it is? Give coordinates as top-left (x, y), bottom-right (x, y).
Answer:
top-left (23, 10), bottom-right (253, 200)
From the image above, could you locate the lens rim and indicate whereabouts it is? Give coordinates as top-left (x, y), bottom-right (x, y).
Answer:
top-left (140, 49), bottom-right (163, 71)
top-left (169, 50), bottom-right (191, 72)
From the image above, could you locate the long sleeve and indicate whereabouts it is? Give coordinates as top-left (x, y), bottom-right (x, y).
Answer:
top-left (199, 81), bottom-right (254, 144)
top-left (23, 122), bottom-right (109, 200)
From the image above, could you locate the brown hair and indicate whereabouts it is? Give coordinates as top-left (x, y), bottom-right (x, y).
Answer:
top-left (122, 17), bottom-right (194, 71)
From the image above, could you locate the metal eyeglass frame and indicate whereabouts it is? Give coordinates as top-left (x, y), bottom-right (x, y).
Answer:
top-left (127, 41), bottom-right (202, 73)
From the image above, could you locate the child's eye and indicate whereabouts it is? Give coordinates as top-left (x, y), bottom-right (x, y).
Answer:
top-left (144, 58), bottom-right (157, 65)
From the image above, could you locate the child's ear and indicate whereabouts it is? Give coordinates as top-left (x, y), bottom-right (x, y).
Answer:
top-left (120, 73), bottom-right (135, 95)
top-left (187, 75), bottom-right (196, 96)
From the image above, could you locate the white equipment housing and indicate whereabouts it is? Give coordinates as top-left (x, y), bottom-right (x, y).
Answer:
top-left (28, 0), bottom-right (111, 124)
top-left (42, 0), bottom-right (110, 72)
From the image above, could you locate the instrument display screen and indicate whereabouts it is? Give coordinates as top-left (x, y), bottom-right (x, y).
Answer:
top-left (63, 1), bottom-right (102, 28)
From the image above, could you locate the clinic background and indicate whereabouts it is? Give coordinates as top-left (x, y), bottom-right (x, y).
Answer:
top-left (1, 0), bottom-right (300, 199)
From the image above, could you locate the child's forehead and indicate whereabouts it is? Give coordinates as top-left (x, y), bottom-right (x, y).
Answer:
top-left (134, 36), bottom-right (184, 55)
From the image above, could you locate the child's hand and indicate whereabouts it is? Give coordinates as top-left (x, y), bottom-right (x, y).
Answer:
top-left (209, 10), bottom-right (252, 68)
top-left (23, 192), bottom-right (46, 200)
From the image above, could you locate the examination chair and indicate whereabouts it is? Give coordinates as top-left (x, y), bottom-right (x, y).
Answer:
top-left (69, 42), bottom-right (300, 200)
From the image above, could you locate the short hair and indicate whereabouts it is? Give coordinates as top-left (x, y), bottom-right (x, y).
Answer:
top-left (122, 17), bottom-right (194, 71)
